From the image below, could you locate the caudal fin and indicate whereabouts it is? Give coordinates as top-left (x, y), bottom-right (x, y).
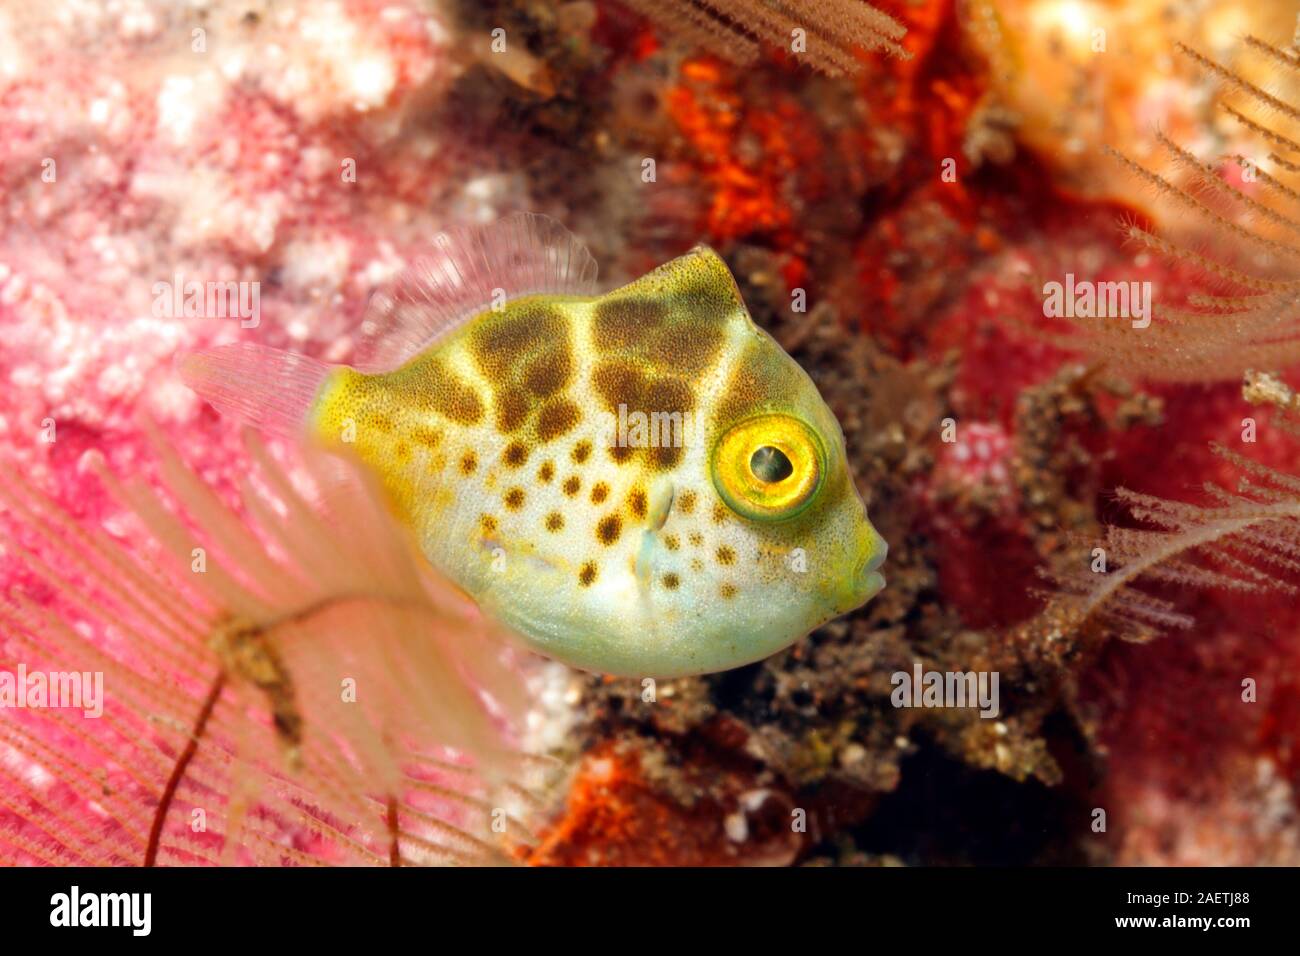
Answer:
top-left (179, 343), bottom-right (332, 437)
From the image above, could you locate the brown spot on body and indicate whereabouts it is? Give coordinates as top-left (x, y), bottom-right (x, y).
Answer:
top-left (536, 397), bottom-right (580, 441)
top-left (460, 451), bottom-right (478, 475)
top-left (402, 359), bottom-right (485, 425)
top-left (538, 461), bottom-right (555, 483)
top-left (662, 573), bottom-right (680, 590)
top-left (592, 297), bottom-right (667, 352)
top-left (645, 376), bottom-right (694, 418)
top-left (596, 514), bottom-right (622, 545)
top-left (469, 305), bottom-right (574, 437)
top-left (545, 512), bottom-right (564, 532)
top-left (715, 335), bottom-right (805, 426)
top-left (579, 562), bottom-right (597, 587)
top-left (664, 534), bottom-right (679, 551)
top-left (649, 444), bottom-right (682, 469)
top-left (522, 349), bottom-right (572, 398)
top-left (495, 390), bottom-right (530, 433)
top-left (480, 515), bottom-right (497, 533)
top-left (592, 361), bottom-right (644, 413)
top-left (691, 558), bottom-right (704, 572)
top-left (628, 488), bottom-right (647, 519)
top-left (712, 503), bottom-right (728, 524)
top-left (471, 306), bottom-right (566, 380)
top-left (716, 545), bottom-right (736, 566)
top-left (720, 582), bottom-right (737, 599)
top-left (572, 440), bottom-right (592, 463)
top-left (591, 360), bottom-right (694, 471)
top-left (504, 487), bottom-right (525, 510)
top-left (652, 320), bottom-right (725, 375)
top-left (688, 532), bottom-right (703, 547)
top-left (677, 490), bottom-right (696, 514)
top-left (394, 441), bottom-right (410, 461)
top-left (504, 441), bottom-right (529, 468)
top-left (411, 426), bottom-right (442, 448)
top-left (563, 476), bottom-right (581, 497)
top-left (345, 361), bottom-right (485, 433)
top-left (441, 384), bottom-right (485, 425)
top-left (590, 482), bottom-right (609, 504)
top-left (592, 291), bottom-right (725, 375)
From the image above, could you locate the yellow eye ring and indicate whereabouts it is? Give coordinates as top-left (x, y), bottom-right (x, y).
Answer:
top-left (711, 414), bottom-right (824, 521)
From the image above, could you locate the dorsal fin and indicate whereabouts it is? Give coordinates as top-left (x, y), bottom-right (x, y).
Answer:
top-left (354, 212), bottom-right (599, 372)
top-left (603, 244), bottom-right (746, 321)
top-left (611, 243), bottom-right (738, 303)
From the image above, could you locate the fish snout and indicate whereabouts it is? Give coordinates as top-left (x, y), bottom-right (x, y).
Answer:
top-left (825, 522), bottom-right (888, 614)
top-left (851, 525), bottom-right (888, 605)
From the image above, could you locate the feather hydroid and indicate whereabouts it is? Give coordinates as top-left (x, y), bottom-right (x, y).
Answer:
top-left (0, 427), bottom-right (558, 866)
top-left (1067, 35), bottom-right (1300, 381)
top-left (617, 0), bottom-right (910, 74)
top-left (1032, 441), bottom-right (1300, 645)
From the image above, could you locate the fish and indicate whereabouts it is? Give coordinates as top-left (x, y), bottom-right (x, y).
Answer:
top-left (180, 213), bottom-right (887, 679)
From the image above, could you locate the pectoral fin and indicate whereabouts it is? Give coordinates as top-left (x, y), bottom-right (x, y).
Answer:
top-left (646, 477), bottom-right (674, 532)
top-left (634, 478), bottom-right (675, 592)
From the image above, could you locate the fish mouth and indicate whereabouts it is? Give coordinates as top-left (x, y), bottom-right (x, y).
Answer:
top-left (852, 530), bottom-right (888, 604)
top-left (826, 528), bottom-right (888, 615)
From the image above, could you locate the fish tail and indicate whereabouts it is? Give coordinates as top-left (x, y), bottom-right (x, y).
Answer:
top-left (179, 343), bottom-right (333, 437)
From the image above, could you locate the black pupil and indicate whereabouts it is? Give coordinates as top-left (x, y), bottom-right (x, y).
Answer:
top-left (750, 446), bottom-right (794, 483)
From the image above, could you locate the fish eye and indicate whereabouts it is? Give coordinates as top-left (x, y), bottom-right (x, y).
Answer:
top-left (750, 446), bottom-right (794, 483)
top-left (713, 414), bottom-right (824, 521)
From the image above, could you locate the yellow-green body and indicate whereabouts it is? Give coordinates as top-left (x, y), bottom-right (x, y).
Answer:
top-left (307, 248), bottom-right (886, 677)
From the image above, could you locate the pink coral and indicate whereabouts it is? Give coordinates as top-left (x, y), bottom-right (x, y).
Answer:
top-left (0, 0), bottom-right (466, 506)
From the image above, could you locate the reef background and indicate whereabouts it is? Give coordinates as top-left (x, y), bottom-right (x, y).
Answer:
top-left (2, 0), bottom-right (1299, 865)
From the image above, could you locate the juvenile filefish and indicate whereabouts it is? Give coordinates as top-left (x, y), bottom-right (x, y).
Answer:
top-left (181, 213), bottom-right (887, 678)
